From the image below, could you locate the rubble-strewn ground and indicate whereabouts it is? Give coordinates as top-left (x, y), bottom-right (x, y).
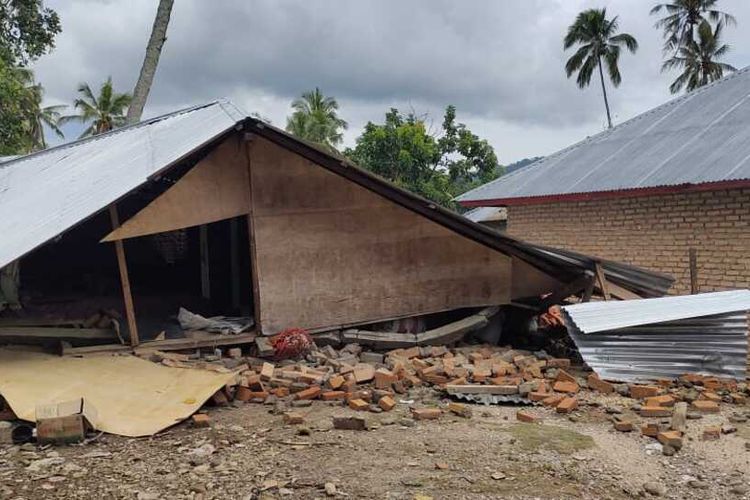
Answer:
top-left (2, 392), bottom-right (749, 500)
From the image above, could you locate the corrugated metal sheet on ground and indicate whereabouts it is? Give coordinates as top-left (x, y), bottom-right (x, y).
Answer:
top-left (457, 66), bottom-right (750, 203)
top-left (561, 291), bottom-right (750, 382)
top-left (0, 100), bottom-right (245, 270)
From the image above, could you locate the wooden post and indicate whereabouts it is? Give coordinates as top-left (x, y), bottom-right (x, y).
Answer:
top-left (229, 217), bottom-right (240, 311)
top-left (689, 248), bottom-right (698, 294)
top-left (243, 137), bottom-right (262, 332)
top-left (594, 262), bottom-right (611, 301)
top-left (199, 224), bottom-right (210, 299)
top-left (108, 204), bottom-right (139, 346)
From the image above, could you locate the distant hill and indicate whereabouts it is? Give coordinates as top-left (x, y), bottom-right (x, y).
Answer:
top-left (504, 156), bottom-right (543, 174)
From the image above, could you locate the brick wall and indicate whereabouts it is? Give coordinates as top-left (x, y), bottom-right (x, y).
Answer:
top-left (506, 188), bottom-right (750, 294)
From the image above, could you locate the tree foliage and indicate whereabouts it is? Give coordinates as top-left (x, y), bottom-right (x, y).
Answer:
top-left (0, 61), bottom-right (62, 154)
top-left (285, 87), bottom-right (347, 150)
top-left (0, 0), bottom-right (61, 66)
top-left (651, 0), bottom-right (735, 54)
top-left (345, 106), bottom-right (501, 209)
top-left (60, 77), bottom-right (131, 138)
top-left (662, 19), bottom-right (735, 93)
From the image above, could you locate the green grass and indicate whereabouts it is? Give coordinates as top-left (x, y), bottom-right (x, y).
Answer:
top-left (508, 423), bottom-right (596, 454)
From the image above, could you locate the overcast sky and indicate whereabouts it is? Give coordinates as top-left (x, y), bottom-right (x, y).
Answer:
top-left (31, 0), bottom-right (750, 163)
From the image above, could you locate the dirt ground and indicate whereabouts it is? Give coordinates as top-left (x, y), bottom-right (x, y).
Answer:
top-left (1, 389), bottom-right (749, 500)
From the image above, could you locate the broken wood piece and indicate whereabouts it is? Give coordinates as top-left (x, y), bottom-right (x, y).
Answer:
top-left (64, 333), bottom-right (258, 356)
top-left (0, 327), bottom-right (116, 342)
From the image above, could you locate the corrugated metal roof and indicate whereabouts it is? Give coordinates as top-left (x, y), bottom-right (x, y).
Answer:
top-left (566, 312), bottom-right (748, 382)
top-left (463, 206), bottom-right (507, 223)
top-left (458, 66), bottom-right (750, 204)
top-left (561, 290), bottom-right (750, 333)
top-left (561, 291), bottom-right (750, 382)
top-left (0, 100), bottom-right (245, 269)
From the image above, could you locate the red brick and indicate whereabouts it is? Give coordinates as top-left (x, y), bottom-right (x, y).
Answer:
top-left (378, 395), bottom-right (396, 412)
top-left (691, 400), bottom-right (720, 413)
top-left (702, 426), bottom-right (721, 440)
top-left (556, 370), bottom-right (577, 384)
top-left (553, 381), bottom-right (579, 394)
top-left (412, 408), bottom-right (442, 420)
top-left (614, 420), bottom-right (634, 432)
top-left (640, 406), bottom-right (672, 417)
top-left (348, 398), bottom-right (369, 411)
top-left (644, 395), bottom-right (675, 407)
top-left (191, 414), bottom-right (211, 428)
top-left (546, 358), bottom-right (571, 368)
top-left (629, 385), bottom-right (660, 399)
top-left (374, 368), bottom-right (397, 389)
top-left (294, 386), bottom-right (321, 400)
top-left (273, 387), bottom-right (290, 398)
top-left (283, 412), bottom-right (304, 425)
top-left (447, 402), bottom-right (472, 418)
top-left (556, 397), bottom-right (578, 414)
top-left (657, 430), bottom-right (683, 448)
top-left (699, 392), bottom-right (721, 402)
top-left (353, 364), bottom-right (375, 383)
top-left (516, 410), bottom-right (540, 423)
top-left (260, 362), bottom-right (275, 381)
top-left (529, 391), bottom-right (549, 402)
top-left (542, 394), bottom-right (565, 407)
top-left (587, 374), bottom-right (614, 394)
top-left (641, 423), bottom-right (661, 437)
top-left (328, 374), bottom-right (345, 390)
top-left (321, 391), bottom-right (347, 401)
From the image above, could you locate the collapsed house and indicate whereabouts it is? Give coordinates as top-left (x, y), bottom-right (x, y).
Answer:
top-left (0, 100), bottom-right (673, 351)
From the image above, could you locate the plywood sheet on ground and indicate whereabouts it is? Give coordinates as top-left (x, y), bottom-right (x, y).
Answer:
top-left (0, 349), bottom-right (235, 437)
top-left (103, 136), bottom-right (250, 241)
top-left (249, 138), bottom-right (512, 334)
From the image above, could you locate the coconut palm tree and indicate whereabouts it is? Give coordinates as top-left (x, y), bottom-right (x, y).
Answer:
top-left (651, 0), bottom-right (735, 54)
top-left (12, 67), bottom-right (65, 150)
top-left (662, 19), bottom-right (736, 93)
top-left (564, 8), bottom-right (638, 129)
top-left (285, 88), bottom-right (347, 149)
top-left (61, 77), bottom-right (131, 138)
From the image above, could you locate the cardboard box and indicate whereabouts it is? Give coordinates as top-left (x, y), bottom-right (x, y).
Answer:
top-left (35, 399), bottom-right (98, 445)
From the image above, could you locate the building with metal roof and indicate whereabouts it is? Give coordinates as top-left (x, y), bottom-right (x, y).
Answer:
top-left (457, 68), bottom-right (750, 295)
top-left (0, 99), bottom-right (672, 346)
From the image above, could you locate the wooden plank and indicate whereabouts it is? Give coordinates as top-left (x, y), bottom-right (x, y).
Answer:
top-left (594, 262), bottom-right (611, 301)
top-left (538, 271), bottom-right (595, 310)
top-left (0, 327), bottom-right (115, 340)
top-left (607, 281), bottom-right (642, 301)
top-left (109, 204), bottom-right (139, 346)
top-left (103, 137), bottom-right (251, 241)
top-left (249, 137), bottom-right (511, 334)
top-left (62, 332), bottom-right (258, 356)
top-left (0, 318), bottom-right (85, 328)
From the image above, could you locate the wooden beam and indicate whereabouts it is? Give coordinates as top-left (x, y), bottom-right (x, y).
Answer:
top-left (607, 281), bottom-right (642, 301)
top-left (594, 262), bottom-right (611, 301)
top-left (538, 270), bottom-right (595, 310)
top-left (62, 332), bottom-right (258, 356)
top-left (109, 204), bottom-right (139, 346)
top-left (0, 327), bottom-right (115, 340)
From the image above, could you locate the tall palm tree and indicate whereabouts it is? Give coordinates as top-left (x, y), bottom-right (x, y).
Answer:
top-left (12, 67), bottom-right (65, 151)
top-left (651, 0), bottom-right (736, 54)
top-left (662, 19), bottom-right (736, 93)
top-left (564, 8), bottom-right (638, 129)
top-left (60, 77), bottom-right (131, 138)
top-left (285, 88), bottom-right (347, 149)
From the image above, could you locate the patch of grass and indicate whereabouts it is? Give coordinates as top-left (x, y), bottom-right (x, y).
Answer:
top-left (508, 423), bottom-right (595, 455)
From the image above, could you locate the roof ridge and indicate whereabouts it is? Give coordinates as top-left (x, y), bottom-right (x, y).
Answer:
top-left (457, 65), bottom-right (750, 202)
top-left (0, 100), bottom-right (240, 169)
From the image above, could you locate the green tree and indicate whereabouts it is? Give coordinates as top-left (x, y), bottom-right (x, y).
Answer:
top-left (0, 62), bottom-right (61, 154)
top-left (0, 0), bottom-right (61, 66)
top-left (285, 87), bottom-right (347, 150)
top-left (60, 77), bottom-right (131, 138)
top-left (345, 106), bottom-right (500, 208)
top-left (651, 0), bottom-right (735, 54)
top-left (564, 8), bottom-right (638, 129)
top-left (662, 19), bottom-right (735, 93)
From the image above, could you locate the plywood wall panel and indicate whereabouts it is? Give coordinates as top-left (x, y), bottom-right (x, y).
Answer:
top-left (249, 138), bottom-right (512, 334)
